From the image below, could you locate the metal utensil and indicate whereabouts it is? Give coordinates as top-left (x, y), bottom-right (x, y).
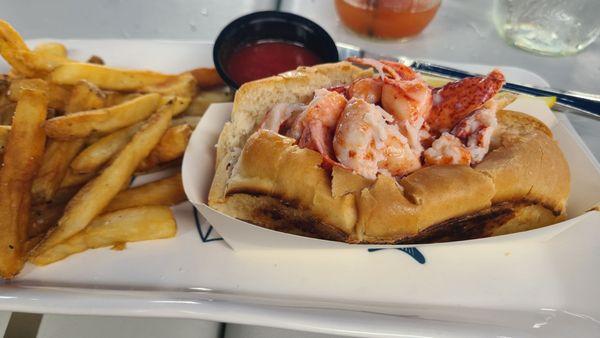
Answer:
top-left (336, 43), bottom-right (600, 120)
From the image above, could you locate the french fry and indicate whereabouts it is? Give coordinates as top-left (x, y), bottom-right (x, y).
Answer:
top-left (70, 122), bottom-right (141, 174)
top-left (0, 87), bottom-right (48, 278)
top-left (104, 173), bottom-right (185, 212)
top-left (182, 89), bottom-right (233, 116)
top-left (48, 83), bottom-right (71, 111)
top-left (50, 63), bottom-right (178, 91)
top-left (30, 206), bottom-right (176, 266)
top-left (68, 96), bottom-right (189, 174)
top-left (31, 80), bottom-right (108, 202)
top-left (7, 78), bottom-right (48, 97)
top-left (44, 93), bottom-right (161, 140)
top-left (60, 170), bottom-right (95, 189)
top-left (33, 42), bottom-right (68, 59)
top-left (31, 140), bottom-right (86, 202)
top-left (159, 95), bottom-right (191, 117)
top-left (20, 50), bottom-right (68, 73)
top-left (64, 80), bottom-right (106, 113)
top-left (142, 73), bottom-right (197, 98)
top-left (8, 79), bottom-right (69, 110)
top-left (137, 124), bottom-right (192, 171)
top-left (189, 67), bottom-right (225, 89)
top-left (104, 92), bottom-right (141, 107)
top-left (0, 20), bottom-right (28, 51)
top-left (0, 22), bottom-right (69, 76)
top-left (0, 20), bottom-right (35, 76)
top-left (33, 101), bottom-right (174, 256)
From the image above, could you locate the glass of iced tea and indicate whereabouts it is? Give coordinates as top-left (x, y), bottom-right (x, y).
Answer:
top-left (335, 0), bottom-right (441, 40)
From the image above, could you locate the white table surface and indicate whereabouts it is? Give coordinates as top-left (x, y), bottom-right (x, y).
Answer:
top-left (0, 1), bottom-right (599, 337)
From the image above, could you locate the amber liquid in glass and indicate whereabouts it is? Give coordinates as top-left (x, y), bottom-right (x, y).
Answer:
top-left (335, 0), bottom-right (441, 39)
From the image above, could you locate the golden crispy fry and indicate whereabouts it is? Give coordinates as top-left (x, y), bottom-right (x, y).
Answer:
top-left (30, 206), bottom-right (176, 266)
top-left (67, 96), bottom-right (189, 174)
top-left (0, 87), bottom-right (48, 278)
top-left (142, 73), bottom-right (197, 98)
top-left (31, 80), bottom-right (108, 202)
top-left (0, 22), bottom-right (68, 76)
top-left (7, 79), bottom-right (69, 110)
top-left (70, 122), bottom-right (141, 174)
top-left (65, 80), bottom-right (106, 113)
top-left (60, 170), bottom-right (95, 189)
top-left (33, 101), bottom-right (174, 256)
top-left (104, 92), bottom-right (141, 107)
top-left (159, 95), bottom-right (191, 117)
top-left (34, 42), bottom-right (68, 59)
top-left (8, 78), bottom-right (48, 98)
top-left (50, 63), bottom-right (178, 91)
top-left (31, 140), bottom-right (85, 202)
top-left (137, 124), bottom-right (192, 171)
top-left (6, 80), bottom-right (67, 113)
top-left (0, 20), bottom-right (27, 51)
top-left (45, 93), bottom-right (161, 140)
top-left (48, 83), bottom-right (70, 111)
top-left (0, 20), bottom-right (35, 76)
top-left (104, 173), bottom-right (185, 212)
top-left (171, 116), bottom-right (200, 129)
top-left (189, 67), bottom-right (225, 89)
top-left (183, 89), bottom-right (233, 116)
top-left (20, 50), bottom-right (67, 73)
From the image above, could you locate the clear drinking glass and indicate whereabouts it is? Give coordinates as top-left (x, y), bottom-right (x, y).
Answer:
top-left (493, 0), bottom-right (600, 56)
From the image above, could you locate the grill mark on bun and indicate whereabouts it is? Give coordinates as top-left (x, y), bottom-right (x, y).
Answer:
top-left (253, 202), bottom-right (349, 242)
top-left (396, 202), bottom-right (516, 244)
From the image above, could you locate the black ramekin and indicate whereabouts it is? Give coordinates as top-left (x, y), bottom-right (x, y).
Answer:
top-left (213, 11), bottom-right (339, 89)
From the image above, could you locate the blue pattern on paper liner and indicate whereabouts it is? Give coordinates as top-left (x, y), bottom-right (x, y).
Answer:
top-left (368, 247), bottom-right (426, 264)
top-left (192, 207), bottom-right (224, 243)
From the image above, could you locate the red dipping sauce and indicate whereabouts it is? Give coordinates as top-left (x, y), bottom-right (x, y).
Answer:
top-left (226, 41), bottom-right (322, 85)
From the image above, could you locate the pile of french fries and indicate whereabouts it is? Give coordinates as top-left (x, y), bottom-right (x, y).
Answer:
top-left (0, 20), bottom-right (233, 278)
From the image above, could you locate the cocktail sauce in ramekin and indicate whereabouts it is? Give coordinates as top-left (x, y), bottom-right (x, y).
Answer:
top-left (226, 41), bottom-right (322, 85)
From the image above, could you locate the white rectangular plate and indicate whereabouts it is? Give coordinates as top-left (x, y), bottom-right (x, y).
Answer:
top-left (1, 39), bottom-right (599, 338)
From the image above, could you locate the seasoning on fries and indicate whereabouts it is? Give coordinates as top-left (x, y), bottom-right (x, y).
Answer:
top-left (0, 20), bottom-right (232, 278)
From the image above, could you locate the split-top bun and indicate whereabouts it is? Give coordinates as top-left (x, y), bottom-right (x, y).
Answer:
top-left (209, 62), bottom-right (569, 244)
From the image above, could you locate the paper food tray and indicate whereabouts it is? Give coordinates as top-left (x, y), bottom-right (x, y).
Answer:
top-left (182, 98), bottom-right (600, 251)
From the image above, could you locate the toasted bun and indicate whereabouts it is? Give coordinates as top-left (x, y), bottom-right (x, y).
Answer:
top-left (208, 62), bottom-right (570, 244)
top-left (209, 62), bottom-right (372, 206)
